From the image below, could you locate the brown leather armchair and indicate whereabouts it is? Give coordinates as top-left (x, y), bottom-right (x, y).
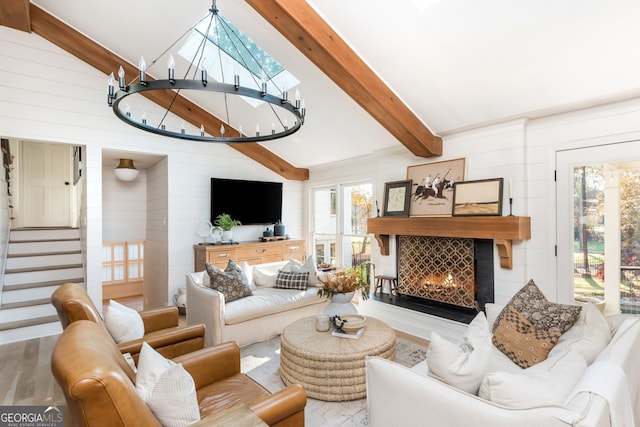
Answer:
top-left (51, 320), bottom-right (306, 426)
top-left (51, 282), bottom-right (205, 361)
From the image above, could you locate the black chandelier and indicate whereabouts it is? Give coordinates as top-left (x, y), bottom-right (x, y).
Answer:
top-left (106, 1), bottom-right (305, 143)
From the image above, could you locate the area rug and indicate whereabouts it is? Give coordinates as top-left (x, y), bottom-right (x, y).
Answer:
top-left (239, 336), bottom-right (428, 427)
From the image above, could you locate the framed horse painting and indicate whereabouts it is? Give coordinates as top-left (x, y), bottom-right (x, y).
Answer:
top-left (406, 158), bottom-right (465, 217)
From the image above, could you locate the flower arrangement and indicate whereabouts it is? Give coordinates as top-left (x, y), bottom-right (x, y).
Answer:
top-left (317, 262), bottom-right (370, 300)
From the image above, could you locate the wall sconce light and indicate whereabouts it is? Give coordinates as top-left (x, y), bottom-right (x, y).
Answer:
top-left (114, 158), bottom-right (139, 181)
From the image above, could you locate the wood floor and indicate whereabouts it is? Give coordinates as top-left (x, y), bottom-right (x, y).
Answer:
top-left (0, 333), bottom-right (65, 407)
top-left (0, 295), bottom-right (144, 410)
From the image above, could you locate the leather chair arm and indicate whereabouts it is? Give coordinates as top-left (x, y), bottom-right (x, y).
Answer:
top-left (173, 341), bottom-right (241, 388)
top-left (117, 324), bottom-right (205, 356)
top-left (249, 384), bottom-right (307, 426)
top-left (140, 306), bottom-right (179, 331)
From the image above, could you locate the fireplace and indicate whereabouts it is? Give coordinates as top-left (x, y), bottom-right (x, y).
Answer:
top-left (366, 216), bottom-right (530, 323)
top-left (371, 236), bottom-right (495, 324)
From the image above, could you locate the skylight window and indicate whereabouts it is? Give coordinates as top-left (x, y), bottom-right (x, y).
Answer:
top-left (178, 12), bottom-right (299, 108)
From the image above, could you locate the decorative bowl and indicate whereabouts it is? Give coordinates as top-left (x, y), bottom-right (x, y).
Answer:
top-left (340, 314), bottom-right (367, 332)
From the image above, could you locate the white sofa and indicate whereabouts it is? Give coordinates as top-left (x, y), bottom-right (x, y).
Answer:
top-left (186, 260), bottom-right (329, 347)
top-left (366, 303), bottom-right (640, 427)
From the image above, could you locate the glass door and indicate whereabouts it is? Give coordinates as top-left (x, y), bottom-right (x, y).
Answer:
top-left (556, 141), bottom-right (640, 315)
top-left (311, 182), bottom-right (373, 270)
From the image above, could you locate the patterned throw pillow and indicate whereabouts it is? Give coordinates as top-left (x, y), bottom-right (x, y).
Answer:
top-left (492, 280), bottom-right (582, 335)
top-left (492, 305), bottom-right (562, 368)
top-left (282, 256), bottom-right (320, 285)
top-left (275, 270), bottom-right (309, 290)
top-left (205, 261), bottom-right (252, 302)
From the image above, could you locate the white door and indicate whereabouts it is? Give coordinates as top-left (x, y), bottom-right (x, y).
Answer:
top-left (21, 141), bottom-right (72, 227)
top-left (556, 140), bottom-right (640, 315)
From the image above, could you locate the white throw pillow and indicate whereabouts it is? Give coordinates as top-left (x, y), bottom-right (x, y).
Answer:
top-left (478, 348), bottom-right (587, 408)
top-left (426, 312), bottom-right (493, 394)
top-left (103, 300), bottom-right (145, 343)
top-left (253, 267), bottom-right (278, 287)
top-left (282, 255), bottom-right (320, 285)
top-left (548, 303), bottom-right (611, 364)
top-left (484, 302), bottom-right (505, 329)
top-left (136, 342), bottom-right (200, 427)
top-left (241, 261), bottom-right (255, 290)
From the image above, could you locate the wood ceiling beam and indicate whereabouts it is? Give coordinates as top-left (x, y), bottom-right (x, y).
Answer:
top-left (25, 4), bottom-right (308, 181)
top-left (246, 0), bottom-right (443, 158)
top-left (0, 0), bottom-right (30, 32)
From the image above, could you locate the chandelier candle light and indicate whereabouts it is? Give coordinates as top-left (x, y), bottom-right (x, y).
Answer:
top-left (106, 1), bottom-right (306, 143)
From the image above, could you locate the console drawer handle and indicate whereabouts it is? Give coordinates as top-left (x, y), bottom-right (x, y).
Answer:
top-left (256, 248), bottom-right (266, 253)
top-left (288, 246), bottom-right (299, 250)
top-left (216, 253), bottom-right (230, 257)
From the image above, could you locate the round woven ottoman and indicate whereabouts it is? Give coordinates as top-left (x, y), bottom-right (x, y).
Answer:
top-left (279, 316), bottom-right (396, 401)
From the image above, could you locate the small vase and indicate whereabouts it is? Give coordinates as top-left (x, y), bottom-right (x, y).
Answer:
top-left (323, 291), bottom-right (357, 317)
top-left (221, 230), bottom-right (233, 242)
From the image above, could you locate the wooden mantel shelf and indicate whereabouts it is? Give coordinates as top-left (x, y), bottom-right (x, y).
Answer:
top-left (367, 216), bottom-right (531, 269)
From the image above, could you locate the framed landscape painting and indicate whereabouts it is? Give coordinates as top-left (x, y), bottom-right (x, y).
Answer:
top-left (452, 178), bottom-right (504, 216)
top-left (406, 158), bottom-right (465, 217)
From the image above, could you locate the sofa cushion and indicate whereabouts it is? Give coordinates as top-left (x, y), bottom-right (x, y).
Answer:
top-left (104, 300), bottom-right (145, 343)
top-left (224, 287), bottom-right (325, 325)
top-left (240, 261), bottom-right (255, 290)
top-left (206, 262), bottom-right (252, 303)
top-left (253, 267), bottom-right (278, 287)
top-left (426, 312), bottom-right (493, 394)
top-left (135, 342), bottom-right (200, 427)
top-left (484, 302), bottom-right (504, 329)
top-left (282, 256), bottom-right (321, 286)
top-left (548, 303), bottom-right (611, 364)
top-left (493, 279), bottom-right (582, 335)
top-left (478, 348), bottom-right (587, 409)
top-left (275, 270), bottom-right (309, 290)
top-left (492, 305), bottom-right (562, 368)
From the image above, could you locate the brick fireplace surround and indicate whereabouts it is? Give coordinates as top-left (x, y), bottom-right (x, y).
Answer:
top-left (367, 216), bottom-right (531, 324)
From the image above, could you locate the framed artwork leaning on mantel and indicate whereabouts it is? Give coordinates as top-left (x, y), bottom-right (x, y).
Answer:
top-left (452, 178), bottom-right (504, 216)
top-left (382, 180), bottom-right (412, 217)
top-left (406, 158), bottom-right (465, 217)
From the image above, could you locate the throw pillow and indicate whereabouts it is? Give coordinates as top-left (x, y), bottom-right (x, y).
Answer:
top-left (548, 303), bottom-right (611, 364)
top-left (240, 261), bottom-right (255, 290)
top-left (492, 305), bottom-right (562, 368)
top-left (225, 259), bottom-right (250, 285)
top-left (426, 312), bottom-right (493, 394)
top-left (135, 343), bottom-right (200, 427)
top-left (478, 348), bottom-right (587, 409)
top-left (282, 256), bottom-right (320, 285)
top-left (205, 262), bottom-right (252, 303)
top-left (275, 270), bottom-right (309, 290)
top-left (253, 267), bottom-right (278, 287)
top-left (103, 300), bottom-right (145, 343)
top-left (493, 280), bottom-right (582, 334)
top-left (483, 302), bottom-right (505, 329)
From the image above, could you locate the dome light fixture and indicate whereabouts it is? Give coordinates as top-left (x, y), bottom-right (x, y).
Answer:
top-left (106, 1), bottom-right (306, 143)
top-left (113, 158), bottom-right (139, 181)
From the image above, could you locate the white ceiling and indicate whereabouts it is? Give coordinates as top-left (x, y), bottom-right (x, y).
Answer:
top-left (32, 0), bottom-right (640, 169)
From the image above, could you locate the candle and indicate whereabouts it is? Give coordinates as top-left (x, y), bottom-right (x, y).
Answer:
top-left (509, 178), bottom-right (513, 198)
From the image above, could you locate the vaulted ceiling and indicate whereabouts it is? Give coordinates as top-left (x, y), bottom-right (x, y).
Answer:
top-left (3, 0), bottom-right (640, 179)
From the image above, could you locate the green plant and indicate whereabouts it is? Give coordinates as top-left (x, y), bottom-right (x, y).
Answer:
top-left (213, 213), bottom-right (241, 231)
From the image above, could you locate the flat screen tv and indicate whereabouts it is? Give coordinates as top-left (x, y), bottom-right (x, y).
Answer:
top-left (211, 178), bottom-right (283, 225)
